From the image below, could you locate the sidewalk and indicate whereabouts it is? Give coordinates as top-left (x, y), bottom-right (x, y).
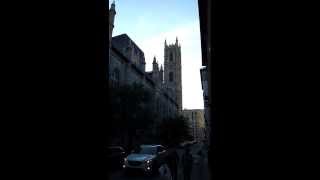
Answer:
top-left (176, 149), bottom-right (185, 180)
top-left (191, 143), bottom-right (210, 180)
top-left (191, 151), bottom-right (210, 180)
top-left (178, 143), bottom-right (211, 180)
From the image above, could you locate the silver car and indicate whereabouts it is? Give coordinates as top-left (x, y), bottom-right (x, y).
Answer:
top-left (123, 145), bottom-right (167, 174)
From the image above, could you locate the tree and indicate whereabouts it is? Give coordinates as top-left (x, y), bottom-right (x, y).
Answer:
top-left (157, 115), bottom-right (193, 147)
top-left (108, 83), bottom-right (156, 148)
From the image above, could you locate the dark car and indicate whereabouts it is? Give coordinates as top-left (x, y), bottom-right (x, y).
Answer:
top-left (105, 146), bottom-right (127, 170)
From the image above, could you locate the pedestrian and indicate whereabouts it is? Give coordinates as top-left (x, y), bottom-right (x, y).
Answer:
top-left (159, 164), bottom-right (173, 180)
top-left (183, 148), bottom-right (193, 180)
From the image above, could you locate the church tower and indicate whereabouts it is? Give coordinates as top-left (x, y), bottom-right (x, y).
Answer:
top-left (164, 37), bottom-right (182, 113)
top-left (109, 1), bottom-right (116, 47)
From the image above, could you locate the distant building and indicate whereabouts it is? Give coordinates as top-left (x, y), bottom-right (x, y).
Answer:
top-left (182, 109), bottom-right (206, 142)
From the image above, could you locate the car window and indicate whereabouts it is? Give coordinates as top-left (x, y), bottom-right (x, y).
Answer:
top-left (134, 146), bottom-right (157, 155)
top-left (158, 146), bottom-right (165, 152)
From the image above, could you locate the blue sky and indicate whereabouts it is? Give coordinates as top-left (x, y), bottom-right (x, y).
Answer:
top-left (109, 0), bottom-right (204, 109)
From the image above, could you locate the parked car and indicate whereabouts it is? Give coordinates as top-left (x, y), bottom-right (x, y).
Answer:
top-left (123, 144), bottom-right (167, 175)
top-left (105, 146), bottom-right (127, 170)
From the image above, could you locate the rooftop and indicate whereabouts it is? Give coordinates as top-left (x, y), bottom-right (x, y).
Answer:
top-left (112, 34), bottom-right (145, 58)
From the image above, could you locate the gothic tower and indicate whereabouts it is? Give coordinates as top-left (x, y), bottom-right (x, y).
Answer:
top-left (164, 37), bottom-right (182, 113)
top-left (152, 56), bottom-right (159, 72)
top-left (109, 1), bottom-right (116, 47)
top-left (160, 65), bottom-right (164, 84)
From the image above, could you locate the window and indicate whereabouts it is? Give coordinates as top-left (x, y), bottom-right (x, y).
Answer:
top-left (169, 72), bottom-right (173, 82)
top-left (134, 146), bottom-right (157, 155)
top-left (170, 52), bottom-right (173, 62)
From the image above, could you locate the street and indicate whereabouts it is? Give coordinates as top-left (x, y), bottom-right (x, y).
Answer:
top-left (109, 164), bottom-right (172, 180)
top-left (108, 142), bottom-right (210, 180)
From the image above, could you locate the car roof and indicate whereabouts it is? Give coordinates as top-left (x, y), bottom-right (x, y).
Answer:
top-left (107, 146), bottom-right (124, 149)
top-left (140, 144), bottom-right (163, 148)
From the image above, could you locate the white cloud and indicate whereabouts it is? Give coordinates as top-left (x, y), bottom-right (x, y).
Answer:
top-left (136, 21), bottom-right (204, 109)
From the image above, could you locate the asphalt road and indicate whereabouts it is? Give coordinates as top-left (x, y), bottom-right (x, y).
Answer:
top-left (108, 142), bottom-right (210, 180)
top-left (109, 163), bottom-right (173, 180)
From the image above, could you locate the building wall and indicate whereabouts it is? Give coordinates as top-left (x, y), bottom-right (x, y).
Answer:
top-left (109, 40), bottom-right (179, 120)
top-left (108, 3), bottom-right (181, 141)
top-left (182, 109), bottom-right (206, 141)
top-left (200, 67), bottom-right (210, 143)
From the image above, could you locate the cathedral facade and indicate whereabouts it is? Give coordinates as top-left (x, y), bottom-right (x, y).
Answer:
top-left (108, 2), bottom-right (183, 123)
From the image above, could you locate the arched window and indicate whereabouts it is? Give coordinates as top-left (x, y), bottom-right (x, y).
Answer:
top-left (170, 52), bottom-right (173, 62)
top-left (169, 72), bottom-right (173, 82)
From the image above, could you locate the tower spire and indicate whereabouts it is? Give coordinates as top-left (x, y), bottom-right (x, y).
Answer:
top-left (176, 36), bottom-right (178, 44)
top-left (160, 64), bottom-right (164, 84)
top-left (109, 0), bottom-right (116, 50)
top-left (153, 56), bottom-right (156, 63)
top-left (111, 0), bottom-right (115, 10)
top-left (153, 56), bottom-right (159, 72)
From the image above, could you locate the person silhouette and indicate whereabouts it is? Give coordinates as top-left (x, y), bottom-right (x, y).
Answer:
top-left (159, 163), bottom-right (172, 180)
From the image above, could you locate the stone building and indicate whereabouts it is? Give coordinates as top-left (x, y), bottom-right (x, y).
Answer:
top-left (108, 1), bottom-right (182, 127)
top-left (164, 38), bottom-right (183, 114)
top-left (200, 67), bottom-right (210, 143)
top-left (182, 109), bottom-right (206, 142)
top-left (198, 0), bottom-right (213, 148)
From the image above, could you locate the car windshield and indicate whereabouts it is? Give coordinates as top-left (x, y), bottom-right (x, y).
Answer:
top-left (134, 146), bottom-right (157, 155)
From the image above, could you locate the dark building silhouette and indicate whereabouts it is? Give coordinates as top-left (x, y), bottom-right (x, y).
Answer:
top-left (196, 0), bottom-right (312, 179)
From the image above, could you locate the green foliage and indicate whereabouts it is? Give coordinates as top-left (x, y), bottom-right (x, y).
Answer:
top-left (108, 83), bottom-right (156, 141)
top-left (157, 115), bottom-right (193, 147)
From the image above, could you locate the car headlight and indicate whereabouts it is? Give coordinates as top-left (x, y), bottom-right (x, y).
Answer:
top-left (146, 159), bottom-right (152, 164)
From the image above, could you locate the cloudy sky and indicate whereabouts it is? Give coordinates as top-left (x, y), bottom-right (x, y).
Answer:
top-left (109, 0), bottom-right (204, 109)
